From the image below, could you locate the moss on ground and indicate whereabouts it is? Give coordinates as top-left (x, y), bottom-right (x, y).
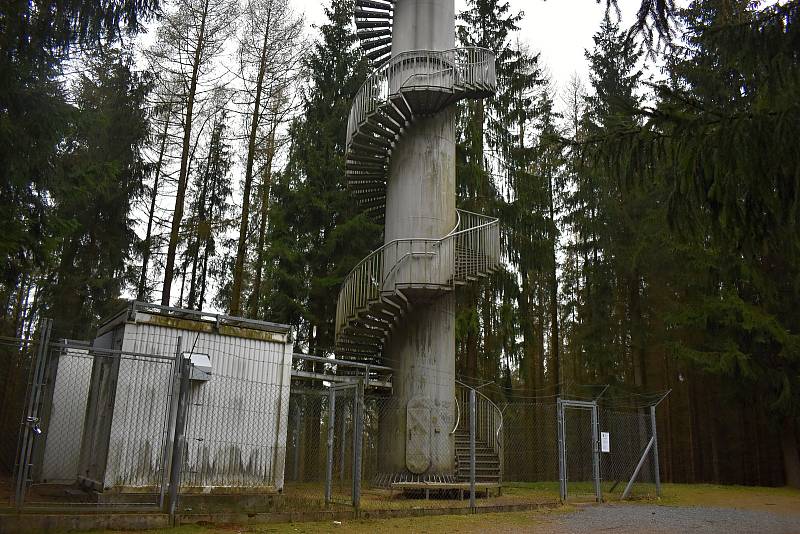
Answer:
top-left (652, 483), bottom-right (800, 515)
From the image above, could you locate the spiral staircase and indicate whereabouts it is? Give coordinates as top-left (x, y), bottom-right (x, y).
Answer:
top-left (334, 0), bottom-right (503, 486)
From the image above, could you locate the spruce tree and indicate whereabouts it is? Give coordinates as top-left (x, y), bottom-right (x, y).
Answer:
top-left (43, 51), bottom-right (152, 338)
top-left (261, 0), bottom-right (379, 353)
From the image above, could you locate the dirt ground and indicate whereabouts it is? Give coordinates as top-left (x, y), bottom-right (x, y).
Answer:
top-left (90, 484), bottom-right (800, 534)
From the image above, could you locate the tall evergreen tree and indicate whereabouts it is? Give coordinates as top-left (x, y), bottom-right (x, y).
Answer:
top-left (42, 51), bottom-right (152, 338)
top-left (0, 0), bottom-right (159, 334)
top-left (456, 0), bottom-right (525, 386)
top-left (262, 0), bottom-right (379, 352)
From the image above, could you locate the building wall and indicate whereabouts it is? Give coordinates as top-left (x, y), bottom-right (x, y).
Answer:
top-left (39, 347), bottom-right (93, 483)
top-left (98, 312), bottom-right (292, 491)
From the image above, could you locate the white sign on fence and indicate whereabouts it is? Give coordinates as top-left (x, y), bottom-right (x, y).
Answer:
top-left (601, 432), bottom-right (611, 453)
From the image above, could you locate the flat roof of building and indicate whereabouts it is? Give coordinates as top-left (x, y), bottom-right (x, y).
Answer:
top-left (98, 301), bottom-right (292, 339)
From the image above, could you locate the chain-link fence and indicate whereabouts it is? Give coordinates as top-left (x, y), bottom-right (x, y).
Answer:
top-left (2, 318), bottom-right (667, 522)
top-left (600, 406), bottom-right (660, 499)
top-left (9, 333), bottom-right (176, 509)
top-left (0, 333), bottom-right (39, 508)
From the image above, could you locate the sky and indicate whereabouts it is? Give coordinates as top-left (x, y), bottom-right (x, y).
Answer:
top-left (289, 0), bottom-right (651, 96)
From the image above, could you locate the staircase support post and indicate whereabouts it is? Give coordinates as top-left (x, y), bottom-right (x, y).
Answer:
top-left (469, 388), bottom-right (476, 510)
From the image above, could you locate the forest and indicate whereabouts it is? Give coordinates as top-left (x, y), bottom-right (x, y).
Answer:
top-left (1, 0), bottom-right (799, 489)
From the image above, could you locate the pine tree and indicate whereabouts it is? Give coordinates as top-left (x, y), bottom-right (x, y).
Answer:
top-left (0, 0), bottom-right (158, 333)
top-left (43, 51), bottom-right (152, 338)
top-left (261, 0), bottom-right (379, 352)
top-left (456, 0), bottom-right (525, 386)
top-left (230, 0), bottom-right (303, 315)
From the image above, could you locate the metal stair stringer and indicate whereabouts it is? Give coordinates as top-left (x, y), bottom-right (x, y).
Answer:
top-left (345, 47), bottom-right (497, 221)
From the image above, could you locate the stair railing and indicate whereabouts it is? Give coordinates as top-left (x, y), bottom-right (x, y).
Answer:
top-left (335, 209), bottom-right (499, 338)
top-left (346, 47), bottom-right (496, 151)
top-left (454, 380), bottom-right (504, 483)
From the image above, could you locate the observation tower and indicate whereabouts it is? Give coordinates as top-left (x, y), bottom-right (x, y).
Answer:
top-left (335, 0), bottom-right (500, 482)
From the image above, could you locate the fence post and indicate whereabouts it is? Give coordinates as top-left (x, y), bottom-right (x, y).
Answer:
top-left (353, 378), bottom-right (364, 512)
top-left (14, 317), bottom-right (52, 510)
top-left (591, 401), bottom-right (601, 502)
top-left (325, 387), bottom-right (336, 506)
top-left (292, 399), bottom-right (301, 482)
top-left (160, 338), bottom-right (181, 510)
top-left (556, 398), bottom-right (566, 502)
top-left (167, 337), bottom-right (188, 524)
top-left (469, 387), bottom-right (476, 510)
top-left (650, 404), bottom-right (661, 497)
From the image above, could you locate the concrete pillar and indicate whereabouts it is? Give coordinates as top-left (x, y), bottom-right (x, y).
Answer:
top-left (379, 0), bottom-right (457, 479)
top-left (378, 294), bottom-right (455, 475)
top-left (384, 110), bottom-right (456, 244)
top-left (391, 0), bottom-right (455, 55)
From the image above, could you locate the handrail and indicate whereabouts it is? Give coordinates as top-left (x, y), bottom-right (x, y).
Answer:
top-left (346, 47), bottom-right (496, 151)
top-left (450, 393), bottom-right (460, 435)
top-left (340, 207), bottom-right (470, 283)
top-left (335, 208), bottom-right (499, 337)
top-left (454, 380), bottom-right (504, 482)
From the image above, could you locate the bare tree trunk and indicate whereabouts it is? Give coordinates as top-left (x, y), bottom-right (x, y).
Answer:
top-left (248, 117), bottom-right (277, 317)
top-left (161, 0), bottom-right (210, 306)
top-left (138, 105), bottom-right (172, 301)
top-left (230, 9), bottom-right (273, 316)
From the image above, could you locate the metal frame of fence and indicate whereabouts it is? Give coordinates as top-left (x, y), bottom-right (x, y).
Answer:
top-left (557, 398), bottom-right (602, 502)
top-left (556, 394), bottom-right (670, 503)
top-left (2, 318), bottom-right (671, 524)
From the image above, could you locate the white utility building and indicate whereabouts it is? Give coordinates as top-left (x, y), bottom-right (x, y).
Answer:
top-left (76, 302), bottom-right (293, 494)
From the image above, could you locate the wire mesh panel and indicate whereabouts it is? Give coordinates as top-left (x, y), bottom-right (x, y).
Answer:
top-left (599, 407), bottom-right (657, 499)
top-left (561, 402), bottom-right (600, 501)
top-left (328, 385), bottom-right (357, 507)
top-left (281, 389), bottom-right (330, 511)
top-left (360, 394), bottom-right (469, 510)
top-left (34, 343), bottom-right (93, 486)
top-left (0, 336), bottom-right (36, 503)
top-left (17, 341), bottom-right (175, 509)
top-left (181, 369), bottom-right (289, 490)
top-left (502, 403), bottom-right (559, 486)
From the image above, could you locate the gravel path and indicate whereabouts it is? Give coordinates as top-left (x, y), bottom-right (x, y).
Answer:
top-left (532, 504), bottom-right (800, 534)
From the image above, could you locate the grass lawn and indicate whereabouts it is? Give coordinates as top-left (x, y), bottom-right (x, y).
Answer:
top-left (95, 506), bottom-right (575, 534)
top-left (88, 483), bottom-right (800, 534)
top-left (654, 483), bottom-right (800, 515)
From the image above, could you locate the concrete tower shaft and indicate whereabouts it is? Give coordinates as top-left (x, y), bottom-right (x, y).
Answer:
top-left (336, 0), bottom-right (500, 483)
top-left (391, 0), bottom-right (455, 54)
top-left (379, 0), bottom-right (458, 477)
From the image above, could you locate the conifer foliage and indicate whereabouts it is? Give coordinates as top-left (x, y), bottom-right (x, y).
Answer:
top-left (1, 0), bottom-right (798, 487)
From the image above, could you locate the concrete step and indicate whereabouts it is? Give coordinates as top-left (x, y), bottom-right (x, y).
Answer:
top-left (456, 467), bottom-right (500, 475)
top-left (456, 462), bottom-right (500, 470)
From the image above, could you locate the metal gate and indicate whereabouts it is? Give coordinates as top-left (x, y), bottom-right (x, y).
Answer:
top-left (13, 320), bottom-right (176, 510)
top-left (324, 380), bottom-right (364, 509)
top-left (557, 398), bottom-right (601, 502)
